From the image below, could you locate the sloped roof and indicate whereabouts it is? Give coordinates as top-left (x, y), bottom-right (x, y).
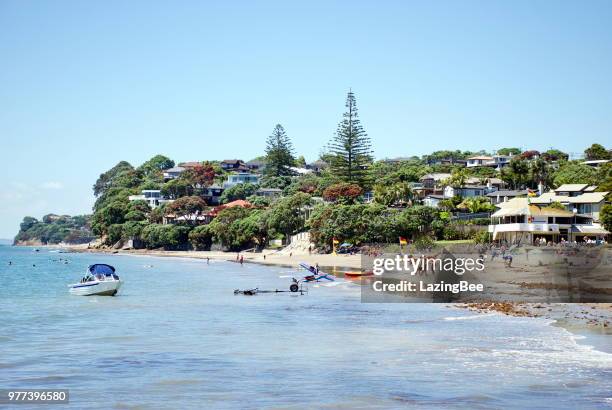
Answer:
top-left (467, 156), bottom-right (493, 160)
top-left (554, 184), bottom-right (588, 192)
top-left (492, 198), bottom-right (574, 218)
top-left (530, 191), bottom-right (608, 204)
top-left (486, 190), bottom-right (528, 197)
top-left (420, 173), bottom-right (451, 181)
top-left (164, 166), bottom-right (186, 173)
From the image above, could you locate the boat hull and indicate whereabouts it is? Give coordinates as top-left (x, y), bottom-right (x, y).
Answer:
top-left (69, 280), bottom-right (122, 296)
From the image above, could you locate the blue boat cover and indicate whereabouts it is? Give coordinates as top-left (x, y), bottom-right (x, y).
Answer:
top-left (88, 264), bottom-right (116, 276)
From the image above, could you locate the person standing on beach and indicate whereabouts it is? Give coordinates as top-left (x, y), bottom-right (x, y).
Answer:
top-left (239, 255), bottom-right (244, 265)
top-left (206, 257), bottom-right (210, 264)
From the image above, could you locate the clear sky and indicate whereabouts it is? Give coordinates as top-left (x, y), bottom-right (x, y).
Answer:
top-left (1, 0), bottom-right (611, 238)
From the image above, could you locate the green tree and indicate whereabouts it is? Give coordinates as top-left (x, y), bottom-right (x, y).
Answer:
top-left (497, 147), bottom-right (521, 156)
top-left (373, 182), bottom-right (413, 207)
top-left (584, 143), bottom-right (611, 160)
top-left (207, 207), bottom-right (266, 250)
top-left (328, 91), bottom-right (373, 186)
top-left (138, 155), bottom-right (175, 178)
top-left (161, 178), bottom-right (193, 199)
top-left (141, 224), bottom-right (191, 250)
top-left (219, 184), bottom-right (259, 203)
top-left (501, 158), bottom-right (530, 189)
top-left (456, 197), bottom-right (495, 214)
top-left (264, 192), bottom-right (312, 242)
top-left (530, 158), bottom-right (552, 190)
top-left (600, 204), bottom-right (612, 233)
top-left (552, 163), bottom-right (596, 186)
top-left (265, 124), bottom-right (295, 176)
top-left (20, 216), bottom-right (38, 232)
top-left (542, 149), bottom-right (569, 161)
top-left (93, 161), bottom-right (134, 197)
top-left (189, 225), bottom-right (214, 250)
top-left (295, 155), bottom-right (307, 168)
top-left (165, 196), bottom-right (207, 224)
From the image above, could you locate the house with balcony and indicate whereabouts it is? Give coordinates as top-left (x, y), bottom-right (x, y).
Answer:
top-left (425, 158), bottom-right (467, 167)
top-left (415, 173), bottom-right (451, 198)
top-left (529, 184), bottom-right (608, 221)
top-left (220, 159), bottom-right (249, 172)
top-left (256, 188), bottom-right (282, 198)
top-left (444, 185), bottom-right (494, 198)
top-left (128, 190), bottom-right (173, 209)
top-left (201, 185), bottom-right (225, 205)
top-left (223, 172), bottom-right (260, 188)
top-left (466, 155), bottom-right (513, 170)
top-left (486, 189), bottom-right (529, 205)
top-left (488, 197), bottom-right (609, 244)
top-left (163, 166), bottom-right (186, 180)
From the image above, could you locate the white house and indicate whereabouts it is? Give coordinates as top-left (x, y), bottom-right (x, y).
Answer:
top-left (128, 190), bottom-right (173, 209)
top-left (488, 198), bottom-right (609, 244)
top-left (486, 189), bottom-right (529, 205)
top-left (163, 166), bottom-right (186, 180)
top-left (223, 173), bottom-right (260, 188)
top-left (423, 194), bottom-right (445, 208)
top-left (256, 188), bottom-right (282, 198)
top-left (466, 155), bottom-right (513, 170)
top-left (444, 185), bottom-right (492, 198)
top-left (529, 184), bottom-right (609, 221)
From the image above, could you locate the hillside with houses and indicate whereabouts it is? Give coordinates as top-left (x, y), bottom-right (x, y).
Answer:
top-left (15, 92), bottom-right (612, 250)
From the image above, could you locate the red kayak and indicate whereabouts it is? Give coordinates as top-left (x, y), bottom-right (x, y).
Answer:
top-left (343, 271), bottom-right (374, 277)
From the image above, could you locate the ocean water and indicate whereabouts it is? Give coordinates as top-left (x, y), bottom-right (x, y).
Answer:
top-left (0, 246), bottom-right (610, 409)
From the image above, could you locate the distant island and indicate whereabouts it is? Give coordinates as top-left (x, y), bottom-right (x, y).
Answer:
top-left (14, 214), bottom-right (95, 246)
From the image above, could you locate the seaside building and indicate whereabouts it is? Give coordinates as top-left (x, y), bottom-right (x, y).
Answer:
top-left (486, 189), bottom-right (529, 205)
top-left (223, 172), bottom-right (260, 188)
top-left (425, 158), bottom-right (467, 167)
top-left (220, 159), bottom-right (249, 172)
top-left (306, 160), bottom-right (329, 173)
top-left (246, 159), bottom-right (266, 171)
top-left (256, 188), bottom-right (282, 198)
top-left (416, 173), bottom-right (451, 198)
top-left (466, 154), bottom-right (513, 170)
top-left (581, 159), bottom-right (610, 168)
top-left (201, 185), bottom-right (225, 205)
top-left (488, 197), bottom-right (609, 244)
top-left (163, 166), bottom-right (186, 180)
top-left (128, 190), bottom-right (173, 209)
top-left (528, 184), bottom-right (609, 221)
top-left (423, 194), bottom-right (446, 208)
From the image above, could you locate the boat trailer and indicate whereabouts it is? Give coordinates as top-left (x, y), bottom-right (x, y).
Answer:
top-left (234, 278), bottom-right (307, 296)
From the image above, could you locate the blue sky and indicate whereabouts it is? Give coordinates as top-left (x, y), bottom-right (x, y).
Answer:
top-left (1, 0), bottom-right (611, 238)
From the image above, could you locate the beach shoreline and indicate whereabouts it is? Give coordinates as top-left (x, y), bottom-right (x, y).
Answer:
top-left (57, 245), bottom-right (612, 345)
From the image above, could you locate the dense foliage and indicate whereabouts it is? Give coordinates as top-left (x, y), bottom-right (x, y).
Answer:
top-left (15, 214), bottom-right (94, 245)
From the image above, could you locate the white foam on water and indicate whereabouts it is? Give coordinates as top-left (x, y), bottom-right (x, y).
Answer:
top-left (443, 312), bottom-right (498, 321)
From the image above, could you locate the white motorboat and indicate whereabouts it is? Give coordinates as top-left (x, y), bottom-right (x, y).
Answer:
top-left (69, 264), bottom-right (122, 296)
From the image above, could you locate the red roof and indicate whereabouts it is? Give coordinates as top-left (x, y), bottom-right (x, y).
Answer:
top-left (207, 200), bottom-right (252, 217)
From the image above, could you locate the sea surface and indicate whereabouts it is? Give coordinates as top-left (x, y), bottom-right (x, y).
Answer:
top-left (0, 245), bottom-right (610, 409)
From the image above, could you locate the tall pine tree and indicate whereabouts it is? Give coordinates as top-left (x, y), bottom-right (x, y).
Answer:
top-left (328, 91), bottom-right (372, 186)
top-left (265, 124), bottom-right (295, 176)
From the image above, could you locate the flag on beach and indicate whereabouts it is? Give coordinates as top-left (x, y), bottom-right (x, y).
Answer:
top-left (332, 238), bottom-right (340, 245)
top-left (399, 237), bottom-right (408, 245)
